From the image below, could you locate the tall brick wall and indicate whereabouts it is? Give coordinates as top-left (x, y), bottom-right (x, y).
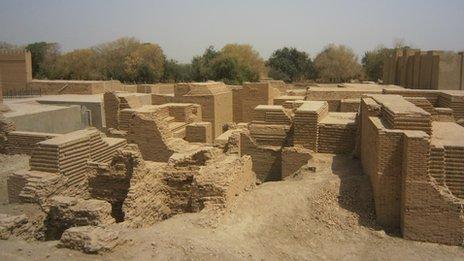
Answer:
top-left (383, 49), bottom-right (464, 90)
top-left (401, 132), bottom-right (463, 245)
top-left (0, 50), bottom-right (32, 93)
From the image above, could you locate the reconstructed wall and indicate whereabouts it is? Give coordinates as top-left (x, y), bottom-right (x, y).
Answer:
top-left (28, 80), bottom-right (125, 95)
top-left (28, 128), bottom-right (126, 187)
top-left (6, 131), bottom-right (61, 155)
top-left (0, 50), bottom-right (32, 93)
top-left (360, 95), bottom-right (464, 244)
top-left (400, 131), bottom-right (464, 245)
top-left (103, 92), bottom-right (152, 130)
top-left (318, 113), bottom-right (357, 154)
top-left (4, 104), bottom-right (84, 134)
top-left (383, 49), bottom-right (464, 90)
top-left (293, 101), bottom-right (329, 151)
top-left (233, 82), bottom-right (281, 123)
top-left (124, 104), bottom-right (202, 161)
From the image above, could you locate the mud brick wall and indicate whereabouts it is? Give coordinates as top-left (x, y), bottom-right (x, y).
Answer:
top-left (193, 155), bottom-right (255, 210)
top-left (168, 83), bottom-right (233, 138)
top-left (317, 123), bottom-right (356, 154)
top-left (7, 170), bottom-right (65, 204)
top-left (6, 131), bottom-right (61, 155)
top-left (362, 116), bottom-right (404, 229)
top-left (103, 92), bottom-right (121, 129)
top-left (126, 106), bottom-right (175, 161)
top-left (185, 122), bottom-right (212, 143)
top-left (383, 50), bottom-right (464, 90)
top-left (293, 102), bottom-right (329, 151)
top-left (340, 98), bottom-right (360, 112)
top-left (29, 128), bottom-right (125, 187)
top-left (28, 80), bottom-right (124, 95)
top-left (281, 146), bottom-right (312, 178)
top-left (229, 85), bottom-right (243, 123)
top-left (401, 132), bottom-right (464, 245)
top-left (240, 132), bottom-right (282, 182)
top-left (0, 50), bottom-right (32, 93)
top-left (438, 93), bottom-right (464, 122)
top-left (235, 82), bottom-right (277, 123)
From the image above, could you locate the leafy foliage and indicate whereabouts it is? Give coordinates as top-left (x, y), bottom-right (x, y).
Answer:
top-left (267, 47), bottom-right (315, 82)
top-left (25, 42), bottom-right (60, 78)
top-left (314, 44), bottom-right (363, 82)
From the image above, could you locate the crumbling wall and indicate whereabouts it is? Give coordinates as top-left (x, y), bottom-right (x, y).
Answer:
top-left (122, 147), bottom-right (255, 227)
top-left (281, 146), bottom-right (312, 178)
top-left (44, 196), bottom-right (115, 240)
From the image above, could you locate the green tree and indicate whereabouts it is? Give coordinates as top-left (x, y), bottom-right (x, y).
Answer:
top-left (361, 46), bottom-right (393, 81)
top-left (53, 49), bottom-right (102, 80)
top-left (219, 44), bottom-right (267, 79)
top-left (163, 59), bottom-right (193, 82)
top-left (191, 46), bottom-right (219, 81)
top-left (25, 42), bottom-right (60, 78)
top-left (124, 43), bottom-right (165, 83)
top-left (314, 44), bottom-right (362, 82)
top-left (267, 47), bottom-right (315, 82)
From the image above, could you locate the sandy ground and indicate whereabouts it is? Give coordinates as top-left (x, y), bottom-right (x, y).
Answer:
top-left (0, 153), bottom-right (463, 260)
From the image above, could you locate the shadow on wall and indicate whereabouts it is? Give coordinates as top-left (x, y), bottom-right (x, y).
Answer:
top-left (330, 155), bottom-right (395, 234)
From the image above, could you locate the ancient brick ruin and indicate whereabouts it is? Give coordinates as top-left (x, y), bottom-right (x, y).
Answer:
top-left (0, 72), bottom-right (463, 252)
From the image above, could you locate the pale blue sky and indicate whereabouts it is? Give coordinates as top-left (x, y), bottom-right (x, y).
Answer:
top-left (1, 0), bottom-right (463, 63)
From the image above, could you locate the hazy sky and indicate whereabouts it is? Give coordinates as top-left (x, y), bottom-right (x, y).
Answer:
top-left (1, 0), bottom-right (463, 63)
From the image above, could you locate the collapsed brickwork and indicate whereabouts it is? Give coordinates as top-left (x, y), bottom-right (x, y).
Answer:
top-left (383, 49), bottom-right (464, 90)
top-left (358, 94), bottom-right (464, 245)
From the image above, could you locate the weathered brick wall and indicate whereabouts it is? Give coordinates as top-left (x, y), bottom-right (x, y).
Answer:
top-left (281, 146), bottom-right (312, 178)
top-left (401, 132), bottom-right (464, 245)
top-left (240, 132), bottom-right (281, 182)
top-left (317, 123), bottom-right (356, 154)
top-left (6, 131), bottom-right (61, 155)
top-left (0, 50), bottom-right (32, 93)
top-left (185, 122), bottom-right (212, 144)
top-left (293, 101), bottom-right (328, 151)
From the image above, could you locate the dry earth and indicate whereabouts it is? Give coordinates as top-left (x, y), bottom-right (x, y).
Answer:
top-left (0, 154), bottom-right (462, 260)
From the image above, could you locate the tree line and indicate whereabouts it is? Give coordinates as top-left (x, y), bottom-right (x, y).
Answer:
top-left (0, 37), bottom-right (407, 84)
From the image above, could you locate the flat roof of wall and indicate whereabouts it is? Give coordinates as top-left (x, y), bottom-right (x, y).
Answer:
top-left (320, 112), bottom-right (357, 125)
top-left (308, 83), bottom-right (403, 92)
top-left (431, 122), bottom-right (464, 147)
top-left (368, 94), bottom-right (430, 116)
top-left (3, 100), bottom-right (79, 117)
top-left (36, 94), bottom-right (103, 103)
